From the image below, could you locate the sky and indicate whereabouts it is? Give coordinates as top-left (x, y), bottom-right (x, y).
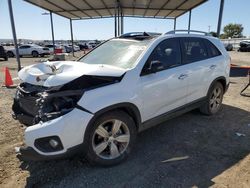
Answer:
top-left (1, 0), bottom-right (250, 40)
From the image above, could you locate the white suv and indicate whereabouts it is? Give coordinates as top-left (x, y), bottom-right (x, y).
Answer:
top-left (13, 31), bottom-right (230, 166)
top-left (7, 44), bottom-right (50, 57)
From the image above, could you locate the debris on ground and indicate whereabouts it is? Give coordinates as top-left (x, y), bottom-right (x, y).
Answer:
top-left (161, 156), bottom-right (189, 163)
top-left (235, 132), bottom-right (246, 137)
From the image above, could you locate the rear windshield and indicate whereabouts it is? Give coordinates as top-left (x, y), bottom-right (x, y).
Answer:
top-left (78, 39), bottom-right (151, 69)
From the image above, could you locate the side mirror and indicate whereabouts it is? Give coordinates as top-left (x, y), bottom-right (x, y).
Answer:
top-left (148, 60), bottom-right (164, 73)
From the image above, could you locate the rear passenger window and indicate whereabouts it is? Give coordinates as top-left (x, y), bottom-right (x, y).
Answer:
top-left (181, 38), bottom-right (208, 64)
top-left (204, 39), bottom-right (221, 57)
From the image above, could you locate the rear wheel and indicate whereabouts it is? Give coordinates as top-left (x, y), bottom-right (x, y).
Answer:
top-left (85, 110), bottom-right (137, 166)
top-left (32, 51), bottom-right (39, 57)
top-left (200, 82), bottom-right (224, 115)
top-left (7, 51), bottom-right (14, 57)
top-left (4, 56), bottom-right (8, 61)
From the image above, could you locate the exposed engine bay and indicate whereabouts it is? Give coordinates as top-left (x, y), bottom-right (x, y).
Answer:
top-left (12, 75), bottom-right (123, 126)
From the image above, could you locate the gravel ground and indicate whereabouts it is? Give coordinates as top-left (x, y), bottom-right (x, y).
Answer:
top-left (0, 51), bottom-right (249, 188)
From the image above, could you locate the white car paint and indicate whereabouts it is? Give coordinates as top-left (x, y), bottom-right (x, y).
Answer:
top-left (8, 44), bottom-right (50, 56)
top-left (16, 33), bottom-right (230, 158)
top-left (18, 61), bottom-right (126, 87)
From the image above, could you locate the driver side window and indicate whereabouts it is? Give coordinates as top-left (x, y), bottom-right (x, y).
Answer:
top-left (142, 38), bottom-right (182, 74)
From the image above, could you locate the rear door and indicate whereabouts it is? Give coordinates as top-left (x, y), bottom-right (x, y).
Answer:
top-left (140, 38), bottom-right (188, 121)
top-left (180, 37), bottom-right (222, 103)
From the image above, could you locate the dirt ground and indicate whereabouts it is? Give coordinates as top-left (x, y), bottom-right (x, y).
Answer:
top-left (0, 51), bottom-right (249, 188)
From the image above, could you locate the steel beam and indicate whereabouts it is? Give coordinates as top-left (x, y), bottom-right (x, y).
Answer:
top-left (70, 19), bottom-right (74, 57)
top-left (174, 18), bottom-right (176, 31)
top-left (114, 7), bottom-right (117, 37)
top-left (217, 0), bottom-right (224, 37)
top-left (50, 11), bottom-right (55, 54)
top-left (188, 10), bottom-right (192, 33)
top-left (8, 0), bottom-right (21, 71)
top-left (121, 14), bottom-right (124, 34)
top-left (117, 5), bottom-right (120, 36)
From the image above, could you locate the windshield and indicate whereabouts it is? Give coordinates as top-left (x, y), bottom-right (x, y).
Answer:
top-left (78, 39), bottom-right (151, 69)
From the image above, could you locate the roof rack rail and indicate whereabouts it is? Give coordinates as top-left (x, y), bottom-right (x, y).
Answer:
top-left (166, 30), bottom-right (211, 36)
top-left (119, 32), bottom-right (161, 39)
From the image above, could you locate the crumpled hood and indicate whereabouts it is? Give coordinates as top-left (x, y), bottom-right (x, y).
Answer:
top-left (18, 61), bottom-right (126, 87)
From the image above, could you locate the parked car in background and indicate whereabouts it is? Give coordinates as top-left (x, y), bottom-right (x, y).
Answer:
top-left (78, 43), bottom-right (89, 50)
top-left (44, 44), bottom-right (56, 54)
top-left (68, 44), bottom-right (80, 52)
top-left (0, 45), bottom-right (8, 61)
top-left (44, 44), bottom-right (66, 54)
top-left (13, 31), bottom-right (230, 166)
top-left (224, 43), bottom-right (233, 51)
top-left (63, 45), bottom-right (72, 53)
top-left (7, 44), bottom-right (50, 57)
top-left (87, 41), bottom-right (101, 48)
top-left (238, 41), bottom-right (250, 52)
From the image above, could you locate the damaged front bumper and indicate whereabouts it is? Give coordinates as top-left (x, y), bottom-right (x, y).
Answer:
top-left (15, 108), bottom-right (93, 161)
top-left (15, 145), bottom-right (81, 161)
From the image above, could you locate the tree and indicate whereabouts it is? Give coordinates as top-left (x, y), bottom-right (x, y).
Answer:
top-left (223, 23), bottom-right (244, 38)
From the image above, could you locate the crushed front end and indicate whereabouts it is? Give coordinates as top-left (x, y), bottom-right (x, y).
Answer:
top-left (12, 73), bottom-right (124, 161)
top-left (12, 82), bottom-right (83, 126)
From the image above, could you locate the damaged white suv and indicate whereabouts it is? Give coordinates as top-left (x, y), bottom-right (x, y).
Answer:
top-left (13, 31), bottom-right (230, 166)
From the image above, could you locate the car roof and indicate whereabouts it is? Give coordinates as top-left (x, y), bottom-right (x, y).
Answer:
top-left (119, 32), bottom-right (162, 41)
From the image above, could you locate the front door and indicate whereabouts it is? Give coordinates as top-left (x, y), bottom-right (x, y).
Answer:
top-left (139, 38), bottom-right (188, 122)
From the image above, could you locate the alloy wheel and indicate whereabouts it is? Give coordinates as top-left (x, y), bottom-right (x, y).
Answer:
top-left (209, 86), bottom-right (222, 113)
top-left (92, 119), bottom-right (130, 160)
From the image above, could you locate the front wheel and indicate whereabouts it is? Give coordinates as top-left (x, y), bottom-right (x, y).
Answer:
top-left (200, 82), bottom-right (224, 115)
top-left (85, 110), bottom-right (137, 166)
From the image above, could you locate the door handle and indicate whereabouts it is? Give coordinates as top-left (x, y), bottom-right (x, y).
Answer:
top-left (210, 65), bottom-right (217, 70)
top-left (178, 74), bottom-right (188, 80)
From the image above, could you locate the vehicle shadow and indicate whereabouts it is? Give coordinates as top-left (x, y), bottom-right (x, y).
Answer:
top-left (19, 104), bottom-right (250, 188)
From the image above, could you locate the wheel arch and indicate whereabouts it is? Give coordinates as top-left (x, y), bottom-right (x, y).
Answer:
top-left (31, 50), bottom-right (38, 54)
top-left (93, 103), bottom-right (141, 129)
top-left (83, 103), bottom-right (140, 137)
top-left (208, 76), bottom-right (227, 95)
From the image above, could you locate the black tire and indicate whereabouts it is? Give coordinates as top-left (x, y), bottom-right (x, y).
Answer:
top-left (40, 54), bottom-right (45, 57)
top-left (4, 56), bottom-right (8, 61)
top-left (85, 110), bottom-right (137, 166)
top-left (32, 51), bottom-right (39, 57)
top-left (7, 51), bottom-right (14, 57)
top-left (200, 82), bottom-right (224, 115)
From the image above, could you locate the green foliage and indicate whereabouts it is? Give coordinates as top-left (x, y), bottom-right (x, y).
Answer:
top-left (223, 23), bottom-right (244, 38)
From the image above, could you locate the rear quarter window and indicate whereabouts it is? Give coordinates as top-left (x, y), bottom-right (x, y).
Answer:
top-left (203, 39), bottom-right (222, 58)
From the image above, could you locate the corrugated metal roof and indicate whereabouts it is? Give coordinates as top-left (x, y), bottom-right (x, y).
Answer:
top-left (24, 0), bottom-right (207, 20)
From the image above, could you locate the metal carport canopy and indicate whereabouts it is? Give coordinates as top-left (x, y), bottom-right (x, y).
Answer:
top-left (24, 0), bottom-right (207, 20)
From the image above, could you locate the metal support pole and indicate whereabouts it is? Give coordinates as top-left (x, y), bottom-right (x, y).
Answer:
top-left (117, 6), bottom-right (120, 36)
top-left (121, 14), bottom-right (124, 34)
top-left (188, 10), bottom-right (192, 33)
top-left (114, 6), bottom-right (117, 37)
top-left (50, 11), bottom-right (55, 54)
top-left (174, 18), bottom-right (176, 31)
top-left (70, 19), bottom-right (74, 57)
top-left (8, 0), bottom-right (21, 71)
top-left (217, 0), bottom-right (224, 37)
